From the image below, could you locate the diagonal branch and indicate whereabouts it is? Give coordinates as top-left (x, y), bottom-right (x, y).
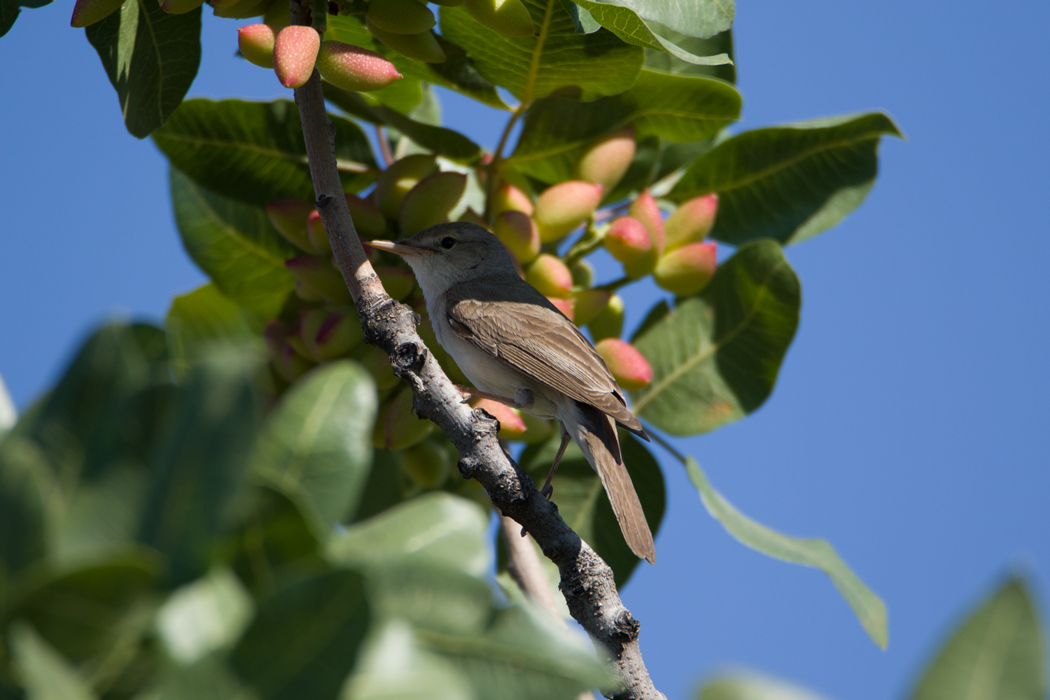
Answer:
top-left (290, 7), bottom-right (663, 697)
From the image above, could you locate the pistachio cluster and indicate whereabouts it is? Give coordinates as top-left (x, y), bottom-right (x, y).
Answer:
top-left (254, 122), bottom-right (719, 490)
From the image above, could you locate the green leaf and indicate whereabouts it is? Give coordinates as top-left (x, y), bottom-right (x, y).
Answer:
top-left (166, 283), bottom-right (266, 381)
top-left (0, 438), bottom-right (53, 587)
top-left (630, 240), bottom-right (800, 436)
top-left (572, 0), bottom-right (732, 66)
top-left (698, 671), bottom-right (831, 700)
top-left (509, 69), bottom-right (740, 184)
top-left (669, 113), bottom-right (902, 245)
top-left (253, 361), bottom-right (377, 540)
top-left (323, 85), bottom-right (483, 164)
top-left (155, 567), bottom-right (254, 665)
top-left (85, 0), bottom-right (201, 139)
top-left (439, 0), bottom-right (643, 101)
top-left (137, 346), bottom-right (263, 585)
top-left (517, 433), bottom-right (665, 587)
top-left (644, 27), bottom-right (736, 84)
top-left (154, 99), bottom-right (377, 205)
top-left (328, 492), bottom-right (490, 577)
top-left (686, 456), bottom-right (887, 648)
top-left (231, 568), bottom-right (372, 700)
top-left (3, 550), bottom-right (162, 663)
top-left (908, 577), bottom-right (1047, 700)
top-left (343, 620), bottom-right (473, 700)
top-left (169, 168), bottom-right (296, 317)
top-left (9, 623), bottom-right (97, 700)
top-left (139, 654), bottom-right (248, 700)
top-left (574, 0), bottom-right (734, 40)
top-left (10, 322), bottom-right (169, 490)
top-left (324, 16), bottom-right (507, 110)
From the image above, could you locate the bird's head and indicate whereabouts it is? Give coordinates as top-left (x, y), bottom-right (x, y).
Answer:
top-left (366, 222), bottom-right (519, 296)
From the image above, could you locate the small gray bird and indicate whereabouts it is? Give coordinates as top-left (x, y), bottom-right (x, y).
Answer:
top-left (366, 222), bottom-right (655, 564)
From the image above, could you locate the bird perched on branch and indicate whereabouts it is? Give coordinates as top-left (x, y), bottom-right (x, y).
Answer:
top-left (366, 222), bottom-right (655, 564)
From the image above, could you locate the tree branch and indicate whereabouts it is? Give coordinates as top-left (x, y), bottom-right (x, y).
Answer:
top-left (291, 22), bottom-right (663, 700)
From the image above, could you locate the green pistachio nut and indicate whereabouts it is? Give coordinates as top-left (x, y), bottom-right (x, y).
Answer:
top-left (306, 210), bottom-right (332, 255)
top-left (308, 309), bottom-right (364, 360)
top-left (473, 398), bottom-right (527, 440)
top-left (570, 260), bottom-right (594, 287)
top-left (70, 0), bottom-right (124, 26)
top-left (316, 41), bottom-right (403, 92)
top-left (603, 216), bottom-right (651, 264)
top-left (238, 24), bottom-right (276, 68)
top-left (366, 0), bottom-right (436, 34)
top-left (492, 211), bottom-right (540, 264)
top-left (273, 26), bottom-right (320, 89)
top-left (382, 388), bottom-right (435, 450)
top-left (285, 255), bottom-right (352, 304)
top-left (398, 171), bottom-right (468, 236)
top-left (577, 126), bottom-right (636, 193)
top-left (653, 241), bottom-right (717, 296)
top-left (628, 190), bottom-right (665, 254)
top-left (345, 193), bottom-right (388, 239)
top-left (547, 296), bottom-right (575, 321)
top-left (596, 338), bottom-right (652, 391)
top-left (534, 181), bottom-right (603, 243)
top-left (365, 18), bottom-right (446, 63)
top-left (266, 199), bottom-right (315, 251)
top-left (664, 193), bottom-right (718, 252)
top-left (373, 154), bottom-right (439, 220)
top-left (376, 265), bottom-right (416, 300)
top-left (525, 254), bottom-right (573, 299)
top-left (588, 293), bottom-right (624, 341)
top-left (214, 0), bottom-right (271, 19)
top-left (491, 183), bottom-right (533, 218)
top-left (571, 288), bottom-right (612, 328)
top-left (462, 0), bottom-right (534, 38)
top-left (400, 440), bottom-right (452, 488)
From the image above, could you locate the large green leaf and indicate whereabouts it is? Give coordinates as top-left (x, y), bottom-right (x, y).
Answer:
top-left (9, 623), bottom-right (97, 700)
top-left (328, 492), bottom-right (489, 577)
top-left (644, 27), bottom-right (735, 84)
top-left (687, 457), bottom-right (887, 649)
top-left (517, 433), bottom-right (665, 587)
top-left (138, 654), bottom-right (248, 700)
top-left (165, 283), bottom-right (265, 381)
top-left (574, 0), bottom-right (733, 40)
top-left (85, 0), bottom-right (201, 139)
top-left (572, 0), bottom-right (731, 66)
top-left (169, 168), bottom-right (296, 317)
top-left (669, 113), bottom-right (902, 245)
top-left (10, 322), bottom-right (169, 489)
top-left (231, 568), bottom-right (372, 700)
top-left (509, 69), bottom-right (740, 184)
top-left (439, 0), bottom-right (643, 101)
top-left (630, 241), bottom-right (800, 436)
top-left (324, 16), bottom-right (506, 110)
top-left (908, 577), bottom-right (1047, 700)
top-left (0, 438), bottom-right (53, 586)
top-left (323, 86), bottom-right (483, 165)
top-left (2, 550), bottom-right (162, 663)
top-left (154, 99), bottom-right (377, 205)
top-left (137, 346), bottom-right (262, 585)
top-left (253, 362), bottom-right (376, 540)
top-left (698, 671), bottom-right (830, 700)
top-left (155, 567), bottom-right (254, 665)
top-left (1, 0), bottom-right (53, 39)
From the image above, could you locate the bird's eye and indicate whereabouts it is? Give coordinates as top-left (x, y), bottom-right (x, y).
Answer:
top-left (440, 237), bottom-right (456, 249)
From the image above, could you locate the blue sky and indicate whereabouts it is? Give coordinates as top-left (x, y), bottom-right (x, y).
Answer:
top-left (2, 2), bottom-right (1048, 699)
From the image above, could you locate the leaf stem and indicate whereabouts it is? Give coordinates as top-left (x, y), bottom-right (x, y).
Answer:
top-left (595, 275), bottom-right (635, 292)
top-left (483, 0), bottom-right (557, 222)
top-left (375, 124), bottom-right (393, 167)
top-left (644, 426), bottom-right (688, 465)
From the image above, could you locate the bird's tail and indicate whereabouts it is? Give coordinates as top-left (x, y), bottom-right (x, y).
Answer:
top-left (560, 400), bottom-right (656, 564)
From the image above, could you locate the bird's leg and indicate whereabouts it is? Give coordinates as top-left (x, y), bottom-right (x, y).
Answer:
top-left (456, 385), bottom-right (535, 411)
top-left (539, 425), bottom-right (572, 499)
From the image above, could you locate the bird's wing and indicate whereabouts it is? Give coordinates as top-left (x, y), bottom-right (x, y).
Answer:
top-left (445, 278), bottom-right (646, 437)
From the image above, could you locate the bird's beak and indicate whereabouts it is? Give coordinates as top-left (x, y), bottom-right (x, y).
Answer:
top-left (364, 239), bottom-right (433, 256)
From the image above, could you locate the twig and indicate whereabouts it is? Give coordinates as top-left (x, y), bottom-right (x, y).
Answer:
top-left (375, 124), bottom-right (394, 167)
top-left (595, 275), bottom-right (635, 293)
top-left (290, 4), bottom-right (664, 697)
